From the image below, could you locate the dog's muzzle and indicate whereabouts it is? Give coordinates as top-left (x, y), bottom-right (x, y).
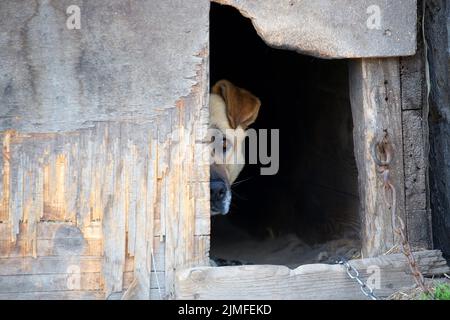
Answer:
top-left (210, 178), bottom-right (231, 215)
top-left (210, 163), bottom-right (232, 215)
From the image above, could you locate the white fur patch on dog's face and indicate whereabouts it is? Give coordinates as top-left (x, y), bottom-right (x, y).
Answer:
top-left (209, 93), bottom-right (246, 184)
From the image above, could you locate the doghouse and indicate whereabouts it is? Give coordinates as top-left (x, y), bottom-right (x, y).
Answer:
top-left (0, 0), bottom-right (449, 299)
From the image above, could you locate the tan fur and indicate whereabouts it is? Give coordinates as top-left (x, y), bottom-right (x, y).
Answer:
top-left (210, 80), bottom-right (261, 184)
top-left (212, 80), bottom-right (261, 130)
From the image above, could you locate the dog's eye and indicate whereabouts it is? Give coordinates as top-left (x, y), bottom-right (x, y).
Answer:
top-left (222, 137), bottom-right (233, 154)
top-left (222, 137), bottom-right (228, 153)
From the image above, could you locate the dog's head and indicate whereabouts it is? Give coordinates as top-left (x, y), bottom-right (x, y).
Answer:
top-left (209, 80), bottom-right (261, 215)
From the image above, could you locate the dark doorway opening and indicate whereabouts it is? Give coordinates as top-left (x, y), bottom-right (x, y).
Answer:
top-left (210, 3), bottom-right (360, 267)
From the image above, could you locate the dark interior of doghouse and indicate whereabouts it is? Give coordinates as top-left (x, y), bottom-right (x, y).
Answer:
top-left (210, 3), bottom-right (361, 267)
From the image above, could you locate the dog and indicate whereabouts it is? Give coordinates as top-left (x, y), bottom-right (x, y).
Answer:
top-left (209, 80), bottom-right (261, 215)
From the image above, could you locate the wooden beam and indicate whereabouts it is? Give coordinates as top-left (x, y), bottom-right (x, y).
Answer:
top-left (0, 289), bottom-right (162, 300)
top-left (349, 58), bottom-right (407, 257)
top-left (424, 0), bottom-right (450, 259)
top-left (402, 109), bottom-right (432, 248)
top-left (399, 1), bottom-right (433, 249)
top-left (212, 0), bottom-right (417, 58)
top-left (175, 250), bottom-right (449, 300)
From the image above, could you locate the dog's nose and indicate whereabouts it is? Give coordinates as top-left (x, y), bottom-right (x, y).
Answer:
top-left (210, 165), bottom-right (231, 215)
top-left (211, 179), bottom-right (227, 202)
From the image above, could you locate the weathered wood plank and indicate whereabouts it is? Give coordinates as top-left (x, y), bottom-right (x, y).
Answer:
top-left (400, 33), bottom-right (425, 111)
top-left (0, 239), bottom-right (103, 258)
top-left (0, 273), bottom-right (104, 293)
top-left (213, 0), bottom-right (417, 58)
top-left (43, 153), bottom-right (69, 221)
top-left (399, 10), bottom-right (432, 249)
top-left (349, 58), bottom-right (407, 257)
top-left (0, 270), bottom-right (163, 294)
top-left (121, 133), bottom-right (158, 300)
top-left (406, 210), bottom-right (432, 249)
top-left (175, 250), bottom-right (449, 300)
top-left (0, 0), bottom-right (209, 133)
top-left (194, 216), bottom-right (210, 237)
top-left (0, 222), bottom-right (101, 240)
top-left (194, 235), bottom-right (210, 267)
top-left (162, 45), bottom-right (210, 299)
top-left (0, 257), bottom-right (134, 275)
top-left (192, 46), bottom-right (210, 240)
top-left (402, 110), bottom-right (427, 212)
top-left (0, 236), bottom-right (163, 262)
top-left (102, 124), bottom-right (127, 296)
top-left (425, 0), bottom-right (450, 259)
top-left (0, 131), bottom-right (12, 223)
top-left (402, 110), bottom-right (432, 249)
top-left (0, 288), bottom-right (163, 300)
top-left (0, 290), bottom-right (106, 300)
top-left (189, 53), bottom-right (210, 268)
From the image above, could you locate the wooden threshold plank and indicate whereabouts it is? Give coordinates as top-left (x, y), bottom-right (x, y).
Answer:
top-left (175, 250), bottom-right (449, 300)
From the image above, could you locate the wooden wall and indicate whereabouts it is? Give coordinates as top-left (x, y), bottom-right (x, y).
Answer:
top-left (0, 0), bottom-right (210, 299)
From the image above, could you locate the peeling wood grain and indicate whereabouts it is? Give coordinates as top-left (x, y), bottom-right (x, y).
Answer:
top-left (0, 111), bottom-right (209, 295)
top-left (0, 0), bottom-right (209, 300)
top-left (43, 154), bottom-right (68, 221)
top-left (123, 135), bottom-right (157, 299)
top-left (164, 57), bottom-right (211, 298)
top-left (102, 124), bottom-right (126, 296)
top-left (0, 131), bottom-right (12, 223)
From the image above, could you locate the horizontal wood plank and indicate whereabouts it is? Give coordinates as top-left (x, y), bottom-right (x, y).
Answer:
top-left (0, 271), bottom-right (163, 294)
top-left (0, 288), bottom-right (164, 300)
top-left (0, 257), bottom-right (133, 275)
top-left (175, 250), bottom-right (449, 300)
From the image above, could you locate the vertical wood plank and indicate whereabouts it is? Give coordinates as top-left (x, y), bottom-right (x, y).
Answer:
top-left (349, 58), bottom-right (407, 257)
top-left (102, 124), bottom-right (126, 296)
top-left (0, 131), bottom-right (12, 223)
top-left (399, 4), bottom-right (433, 249)
top-left (402, 110), bottom-right (432, 248)
top-left (425, 0), bottom-right (450, 259)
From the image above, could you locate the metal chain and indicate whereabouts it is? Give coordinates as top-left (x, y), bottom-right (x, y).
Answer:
top-left (339, 134), bottom-right (432, 300)
top-left (372, 134), bottom-right (431, 296)
top-left (338, 258), bottom-right (379, 300)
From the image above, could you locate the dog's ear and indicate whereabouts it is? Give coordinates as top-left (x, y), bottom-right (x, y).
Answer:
top-left (212, 80), bottom-right (261, 129)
